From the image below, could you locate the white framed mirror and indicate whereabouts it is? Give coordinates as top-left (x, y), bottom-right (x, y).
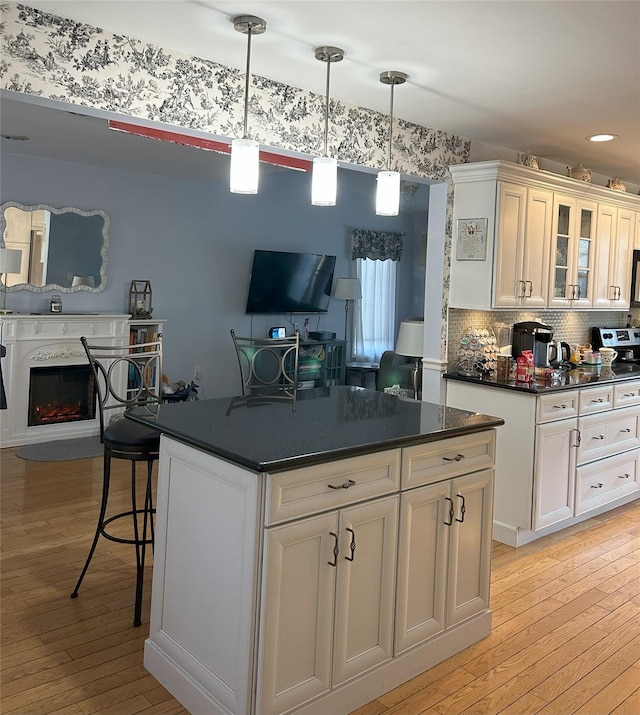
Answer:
top-left (0, 202), bottom-right (109, 293)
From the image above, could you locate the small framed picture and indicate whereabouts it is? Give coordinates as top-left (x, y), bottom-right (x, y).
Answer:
top-left (457, 218), bottom-right (488, 261)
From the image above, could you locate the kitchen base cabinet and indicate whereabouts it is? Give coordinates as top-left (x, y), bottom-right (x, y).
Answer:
top-left (447, 379), bottom-right (640, 547)
top-left (145, 432), bottom-right (496, 715)
top-left (533, 418), bottom-right (578, 530)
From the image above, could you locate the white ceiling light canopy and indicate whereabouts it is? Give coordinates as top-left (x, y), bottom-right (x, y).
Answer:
top-left (376, 70), bottom-right (408, 217)
top-left (311, 45), bottom-right (344, 207)
top-left (230, 14), bottom-right (267, 195)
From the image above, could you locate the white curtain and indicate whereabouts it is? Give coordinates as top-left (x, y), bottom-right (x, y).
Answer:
top-left (352, 258), bottom-right (397, 362)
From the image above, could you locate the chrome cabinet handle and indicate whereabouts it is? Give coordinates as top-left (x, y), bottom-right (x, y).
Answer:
top-left (345, 527), bottom-right (356, 562)
top-left (620, 428), bottom-right (632, 433)
top-left (590, 483), bottom-right (604, 489)
top-left (518, 280), bottom-right (526, 298)
top-left (328, 479), bottom-right (356, 490)
top-left (444, 497), bottom-right (454, 526)
top-left (618, 473), bottom-right (631, 479)
top-left (574, 429), bottom-right (581, 447)
top-left (526, 280), bottom-right (533, 297)
top-left (443, 453), bottom-right (465, 462)
top-left (591, 398), bottom-right (604, 404)
top-left (455, 494), bottom-right (466, 523)
top-left (593, 435), bottom-right (605, 440)
top-left (328, 532), bottom-right (339, 566)
top-left (553, 404), bottom-right (568, 410)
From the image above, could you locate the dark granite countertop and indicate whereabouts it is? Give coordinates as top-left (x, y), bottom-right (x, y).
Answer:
top-left (444, 362), bottom-right (640, 394)
top-left (126, 385), bottom-right (503, 473)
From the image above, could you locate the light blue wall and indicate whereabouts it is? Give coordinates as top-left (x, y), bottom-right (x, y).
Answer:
top-left (2, 152), bottom-right (427, 397)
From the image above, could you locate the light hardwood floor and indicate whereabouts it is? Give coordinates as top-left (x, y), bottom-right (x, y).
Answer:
top-left (1, 446), bottom-right (638, 715)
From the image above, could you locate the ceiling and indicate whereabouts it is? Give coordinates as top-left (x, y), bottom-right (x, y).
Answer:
top-left (3, 0), bottom-right (640, 185)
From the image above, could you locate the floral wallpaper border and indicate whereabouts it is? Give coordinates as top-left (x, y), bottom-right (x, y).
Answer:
top-left (0, 2), bottom-right (470, 357)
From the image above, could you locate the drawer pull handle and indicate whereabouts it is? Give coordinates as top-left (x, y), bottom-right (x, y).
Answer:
top-left (553, 404), bottom-right (568, 410)
top-left (455, 494), bottom-right (466, 523)
top-left (444, 497), bottom-right (454, 526)
top-left (443, 453), bottom-right (465, 462)
top-left (618, 473), bottom-right (631, 479)
top-left (590, 483), bottom-right (604, 489)
top-left (593, 435), bottom-right (605, 440)
top-left (624, 393), bottom-right (635, 398)
top-left (591, 398), bottom-right (604, 404)
top-left (620, 428), bottom-right (632, 433)
top-left (328, 532), bottom-right (339, 567)
top-left (345, 527), bottom-right (356, 562)
top-left (328, 479), bottom-right (356, 490)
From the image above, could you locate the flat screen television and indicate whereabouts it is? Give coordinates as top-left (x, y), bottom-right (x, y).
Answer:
top-left (245, 250), bottom-right (336, 314)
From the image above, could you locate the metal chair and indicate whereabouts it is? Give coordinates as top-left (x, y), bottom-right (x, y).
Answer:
top-left (71, 334), bottom-right (162, 626)
top-left (230, 329), bottom-right (300, 407)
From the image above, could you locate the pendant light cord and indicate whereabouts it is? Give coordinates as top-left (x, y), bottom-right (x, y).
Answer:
top-left (242, 24), bottom-right (254, 140)
top-left (323, 59), bottom-right (331, 157)
top-left (387, 81), bottom-right (395, 171)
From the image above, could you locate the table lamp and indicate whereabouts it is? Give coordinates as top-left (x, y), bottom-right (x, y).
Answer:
top-left (334, 278), bottom-right (361, 343)
top-left (0, 248), bottom-right (22, 315)
top-left (395, 318), bottom-right (424, 399)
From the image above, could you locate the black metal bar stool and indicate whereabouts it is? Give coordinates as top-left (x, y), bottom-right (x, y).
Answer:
top-left (71, 334), bottom-right (162, 626)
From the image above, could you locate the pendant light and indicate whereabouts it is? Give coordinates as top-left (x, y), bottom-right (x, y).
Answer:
top-left (230, 15), bottom-right (267, 194)
top-left (376, 70), bottom-right (407, 216)
top-left (312, 46), bottom-right (344, 206)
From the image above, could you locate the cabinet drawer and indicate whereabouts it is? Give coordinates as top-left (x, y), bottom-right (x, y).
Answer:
top-left (614, 380), bottom-right (640, 409)
top-left (576, 451), bottom-right (640, 515)
top-left (537, 391), bottom-right (579, 423)
top-left (401, 430), bottom-right (496, 490)
top-left (577, 407), bottom-right (640, 465)
top-left (579, 386), bottom-right (614, 415)
top-left (265, 449), bottom-right (401, 525)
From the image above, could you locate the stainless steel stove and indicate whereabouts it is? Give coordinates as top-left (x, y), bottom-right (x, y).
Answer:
top-left (591, 327), bottom-right (640, 363)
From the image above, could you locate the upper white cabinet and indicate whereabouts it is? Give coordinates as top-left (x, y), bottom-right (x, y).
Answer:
top-left (449, 161), bottom-right (639, 310)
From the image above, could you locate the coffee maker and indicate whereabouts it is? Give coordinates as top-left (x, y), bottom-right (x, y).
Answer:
top-left (512, 321), bottom-right (554, 367)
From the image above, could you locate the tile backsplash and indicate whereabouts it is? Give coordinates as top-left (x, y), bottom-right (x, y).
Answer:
top-left (447, 308), bottom-right (640, 366)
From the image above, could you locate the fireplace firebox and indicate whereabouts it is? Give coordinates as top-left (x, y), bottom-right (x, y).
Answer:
top-left (28, 365), bottom-right (96, 427)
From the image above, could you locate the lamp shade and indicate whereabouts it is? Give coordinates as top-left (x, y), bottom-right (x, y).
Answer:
top-left (334, 277), bottom-right (361, 300)
top-left (0, 248), bottom-right (22, 275)
top-left (230, 138), bottom-right (260, 194)
top-left (395, 319), bottom-right (424, 357)
top-left (311, 156), bottom-right (338, 206)
top-left (376, 170), bottom-right (401, 216)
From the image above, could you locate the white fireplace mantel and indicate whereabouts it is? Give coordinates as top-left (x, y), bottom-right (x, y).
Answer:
top-left (0, 314), bottom-right (131, 448)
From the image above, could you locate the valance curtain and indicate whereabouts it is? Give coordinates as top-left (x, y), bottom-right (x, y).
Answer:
top-left (348, 228), bottom-right (404, 363)
top-left (349, 228), bottom-right (404, 261)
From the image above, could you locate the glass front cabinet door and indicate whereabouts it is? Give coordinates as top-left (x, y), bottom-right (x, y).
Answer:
top-left (549, 195), bottom-right (597, 308)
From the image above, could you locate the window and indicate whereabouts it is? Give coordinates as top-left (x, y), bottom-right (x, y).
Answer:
top-left (348, 227), bottom-right (404, 363)
top-left (352, 258), bottom-right (397, 362)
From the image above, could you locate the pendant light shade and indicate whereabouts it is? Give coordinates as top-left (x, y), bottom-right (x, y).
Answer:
top-left (230, 15), bottom-right (266, 195)
top-left (231, 138), bottom-right (260, 194)
top-left (312, 156), bottom-right (338, 206)
top-left (311, 46), bottom-right (344, 207)
top-left (376, 70), bottom-right (407, 217)
top-left (376, 171), bottom-right (401, 216)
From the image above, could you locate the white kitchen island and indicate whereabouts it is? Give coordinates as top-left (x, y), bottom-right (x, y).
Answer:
top-left (127, 387), bottom-right (503, 715)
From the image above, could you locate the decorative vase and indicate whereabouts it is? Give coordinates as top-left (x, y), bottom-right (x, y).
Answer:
top-left (607, 177), bottom-right (627, 192)
top-left (518, 151), bottom-right (539, 169)
top-left (567, 164), bottom-right (592, 182)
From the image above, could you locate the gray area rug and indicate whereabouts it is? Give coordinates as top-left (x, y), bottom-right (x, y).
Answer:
top-left (16, 436), bottom-right (103, 462)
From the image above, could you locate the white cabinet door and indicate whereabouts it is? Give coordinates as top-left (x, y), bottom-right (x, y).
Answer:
top-left (593, 204), bottom-right (633, 309)
top-left (333, 496), bottom-right (398, 685)
top-left (549, 195), bottom-right (597, 308)
top-left (533, 418), bottom-right (578, 529)
top-left (446, 470), bottom-right (494, 627)
top-left (494, 183), bottom-right (551, 308)
top-left (395, 481), bottom-right (450, 654)
top-left (259, 512), bottom-right (337, 715)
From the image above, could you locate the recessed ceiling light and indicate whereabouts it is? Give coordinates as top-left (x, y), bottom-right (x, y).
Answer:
top-left (1, 134), bottom-right (30, 141)
top-left (586, 134), bottom-right (619, 142)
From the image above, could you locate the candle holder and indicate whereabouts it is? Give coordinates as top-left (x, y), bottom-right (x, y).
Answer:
top-left (128, 280), bottom-right (153, 319)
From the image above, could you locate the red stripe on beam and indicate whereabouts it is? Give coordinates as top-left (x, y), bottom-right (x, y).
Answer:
top-left (108, 120), bottom-right (311, 172)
